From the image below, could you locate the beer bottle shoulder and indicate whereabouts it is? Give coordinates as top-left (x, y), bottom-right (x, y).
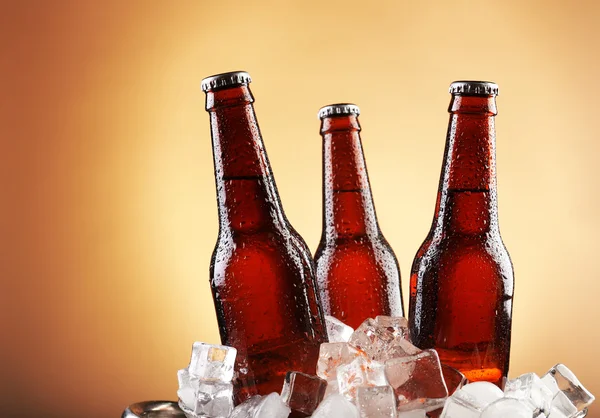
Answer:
top-left (210, 229), bottom-right (314, 283)
top-left (411, 233), bottom-right (514, 286)
top-left (315, 236), bottom-right (399, 274)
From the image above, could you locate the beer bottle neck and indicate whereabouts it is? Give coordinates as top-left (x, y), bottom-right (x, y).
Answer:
top-left (207, 85), bottom-right (285, 233)
top-left (320, 115), bottom-right (380, 240)
top-left (434, 95), bottom-right (499, 235)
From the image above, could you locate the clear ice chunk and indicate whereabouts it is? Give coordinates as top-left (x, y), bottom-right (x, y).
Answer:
top-left (505, 373), bottom-right (553, 416)
top-left (193, 380), bottom-right (234, 418)
top-left (375, 316), bottom-right (410, 340)
top-left (177, 368), bottom-right (197, 411)
top-left (324, 379), bottom-right (339, 398)
top-left (316, 342), bottom-right (362, 380)
top-left (350, 318), bottom-right (420, 362)
top-left (253, 393), bottom-right (290, 418)
top-left (366, 360), bottom-right (389, 387)
top-left (325, 315), bottom-right (354, 343)
top-left (230, 395), bottom-right (264, 418)
top-left (461, 382), bottom-right (505, 408)
top-left (311, 393), bottom-right (360, 418)
top-left (549, 390), bottom-right (579, 418)
top-left (480, 398), bottom-right (536, 418)
top-left (179, 402), bottom-right (194, 418)
top-left (337, 356), bottom-right (369, 400)
top-left (356, 385), bottom-right (398, 418)
top-left (440, 382), bottom-right (504, 418)
top-left (541, 364), bottom-right (595, 411)
top-left (336, 355), bottom-right (387, 401)
top-left (230, 393), bottom-right (290, 418)
top-left (384, 349), bottom-right (448, 412)
top-left (349, 318), bottom-right (395, 360)
top-left (188, 342), bottom-right (237, 382)
top-left (280, 371), bottom-right (327, 416)
top-left (440, 396), bottom-right (480, 418)
top-left (549, 410), bottom-right (588, 418)
top-left (384, 339), bottom-right (422, 362)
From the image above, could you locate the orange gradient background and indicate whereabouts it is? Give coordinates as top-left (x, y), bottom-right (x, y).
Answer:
top-left (2, 1), bottom-right (599, 417)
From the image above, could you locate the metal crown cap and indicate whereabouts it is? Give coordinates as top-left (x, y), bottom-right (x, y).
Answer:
top-left (318, 103), bottom-right (360, 120)
top-left (449, 81), bottom-right (499, 96)
top-left (201, 71), bottom-right (252, 92)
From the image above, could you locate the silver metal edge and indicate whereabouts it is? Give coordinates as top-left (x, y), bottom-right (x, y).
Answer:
top-left (201, 71), bottom-right (252, 92)
top-left (449, 80), bottom-right (499, 96)
top-left (317, 103), bottom-right (361, 120)
top-left (122, 400), bottom-right (185, 418)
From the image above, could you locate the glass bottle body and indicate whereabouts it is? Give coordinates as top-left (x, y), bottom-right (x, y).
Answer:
top-left (409, 94), bottom-right (514, 387)
top-left (206, 83), bottom-right (326, 402)
top-left (315, 113), bottom-right (404, 329)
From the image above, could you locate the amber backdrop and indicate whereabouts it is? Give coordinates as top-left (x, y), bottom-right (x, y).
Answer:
top-left (2, 0), bottom-right (599, 417)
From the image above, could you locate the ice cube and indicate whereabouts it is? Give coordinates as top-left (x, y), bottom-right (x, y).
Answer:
top-left (316, 342), bottom-right (362, 380)
top-left (548, 406), bottom-right (589, 418)
top-left (548, 390), bottom-right (579, 418)
top-left (541, 364), bottom-right (595, 411)
top-left (324, 379), bottom-right (339, 398)
top-left (230, 393), bottom-right (290, 418)
top-left (505, 373), bottom-right (553, 416)
top-left (230, 395), bottom-right (264, 418)
top-left (188, 342), bottom-right (237, 383)
top-left (349, 318), bottom-right (395, 359)
top-left (177, 368), bottom-right (197, 411)
top-left (312, 393), bottom-right (360, 418)
top-left (337, 356), bottom-right (369, 400)
top-left (397, 410), bottom-right (427, 417)
top-left (356, 385), bottom-right (397, 418)
top-left (461, 381), bottom-right (505, 407)
top-left (375, 316), bottom-right (410, 340)
top-left (440, 382), bottom-right (503, 418)
top-left (325, 315), bottom-right (354, 343)
top-left (335, 355), bottom-right (386, 401)
top-left (178, 401), bottom-right (194, 418)
top-left (350, 318), bottom-right (420, 362)
top-left (384, 339), bottom-right (423, 361)
top-left (366, 360), bottom-right (389, 386)
top-left (441, 365), bottom-right (467, 396)
top-left (384, 349), bottom-right (448, 412)
top-left (280, 371), bottom-right (327, 416)
top-left (480, 398), bottom-right (535, 418)
top-left (440, 396), bottom-right (480, 418)
top-left (194, 380), bottom-right (234, 418)
top-left (253, 393), bottom-right (290, 418)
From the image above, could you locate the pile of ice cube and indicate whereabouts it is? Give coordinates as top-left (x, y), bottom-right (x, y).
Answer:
top-left (317, 315), bottom-right (448, 417)
top-left (441, 366), bottom-right (594, 418)
top-left (177, 342), bottom-right (238, 418)
top-left (176, 316), bottom-right (595, 418)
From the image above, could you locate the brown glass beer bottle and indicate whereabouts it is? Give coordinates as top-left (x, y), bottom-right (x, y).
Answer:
top-left (408, 81), bottom-right (514, 387)
top-left (314, 104), bottom-right (404, 329)
top-left (202, 71), bottom-right (327, 402)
